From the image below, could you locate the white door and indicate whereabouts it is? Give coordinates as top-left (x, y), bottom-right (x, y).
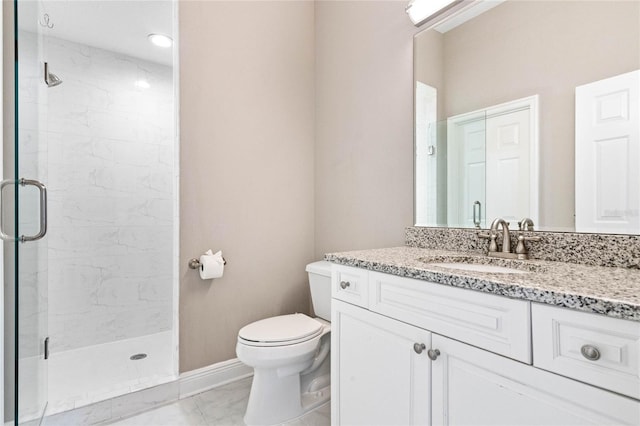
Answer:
top-left (431, 334), bottom-right (640, 426)
top-left (331, 300), bottom-right (431, 426)
top-left (447, 112), bottom-right (486, 228)
top-left (575, 70), bottom-right (640, 233)
top-left (486, 108), bottom-right (533, 227)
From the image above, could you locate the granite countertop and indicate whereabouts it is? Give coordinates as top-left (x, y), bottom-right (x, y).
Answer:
top-left (324, 246), bottom-right (640, 322)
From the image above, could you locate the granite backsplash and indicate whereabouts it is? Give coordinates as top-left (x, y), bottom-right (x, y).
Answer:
top-left (405, 226), bottom-right (640, 269)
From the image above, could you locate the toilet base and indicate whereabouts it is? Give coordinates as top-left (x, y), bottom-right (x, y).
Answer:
top-left (243, 370), bottom-right (331, 426)
top-left (244, 369), bottom-right (300, 425)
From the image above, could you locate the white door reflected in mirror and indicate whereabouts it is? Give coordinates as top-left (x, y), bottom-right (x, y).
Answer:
top-left (575, 70), bottom-right (640, 234)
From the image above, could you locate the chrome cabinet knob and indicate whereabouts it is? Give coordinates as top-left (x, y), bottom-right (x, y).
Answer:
top-left (427, 349), bottom-right (441, 361)
top-left (581, 344), bottom-right (601, 361)
top-left (413, 343), bottom-right (426, 354)
top-left (339, 281), bottom-right (351, 289)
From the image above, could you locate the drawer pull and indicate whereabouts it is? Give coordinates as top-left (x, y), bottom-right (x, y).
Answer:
top-left (427, 349), bottom-right (441, 361)
top-left (413, 343), bottom-right (426, 354)
top-left (581, 344), bottom-right (601, 361)
top-left (340, 281), bottom-right (351, 289)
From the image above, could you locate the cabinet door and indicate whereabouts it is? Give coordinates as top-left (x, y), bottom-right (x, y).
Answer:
top-left (431, 334), bottom-right (640, 426)
top-left (332, 300), bottom-right (431, 426)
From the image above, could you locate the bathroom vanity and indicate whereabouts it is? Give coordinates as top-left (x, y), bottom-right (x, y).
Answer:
top-left (327, 246), bottom-right (640, 425)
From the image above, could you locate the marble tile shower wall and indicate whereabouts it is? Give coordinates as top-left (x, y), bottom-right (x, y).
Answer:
top-left (18, 31), bottom-right (50, 359)
top-left (20, 31), bottom-right (175, 352)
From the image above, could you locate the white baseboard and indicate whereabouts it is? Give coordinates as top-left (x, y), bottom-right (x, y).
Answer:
top-left (179, 358), bottom-right (253, 399)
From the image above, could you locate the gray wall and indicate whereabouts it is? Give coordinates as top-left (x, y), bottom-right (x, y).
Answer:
top-left (314, 1), bottom-right (416, 257)
top-left (3, 0), bottom-right (419, 381)
top-left (179, 0), bottom-right (417, 372)
top-left (179, 1), bottom-right (316, 372)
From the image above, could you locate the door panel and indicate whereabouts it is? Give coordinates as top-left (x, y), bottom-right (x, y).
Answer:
top-left (332, 300), bottom-right (431, 426)
top-left (485, 108), bottom-right (531, 226)
top-left (15, 0), bottom-right (50, 423)
top-left (447, 112), bottom-right (486, 228)
top-left (575, 70), bottom-right (640, 233)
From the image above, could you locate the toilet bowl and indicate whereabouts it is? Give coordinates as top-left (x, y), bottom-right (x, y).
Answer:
top-left (236, 261), bottom-right (332, 426)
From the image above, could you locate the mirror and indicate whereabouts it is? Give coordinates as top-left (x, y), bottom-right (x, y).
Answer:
top-left (414, 0), bottom-right (640, 233)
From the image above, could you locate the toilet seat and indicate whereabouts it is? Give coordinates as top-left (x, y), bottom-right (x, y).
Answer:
top-left (238, 313), bottom-right (323, 347)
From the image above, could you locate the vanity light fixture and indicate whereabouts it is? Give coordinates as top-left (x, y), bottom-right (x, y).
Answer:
top-left (148, 33), bottom-right (173, 48)
top-left (406, 0), bottom-right (472, 28)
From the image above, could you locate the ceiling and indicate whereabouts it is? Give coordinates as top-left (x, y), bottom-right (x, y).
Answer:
top-left (18, 0), bottom-right (174, 66)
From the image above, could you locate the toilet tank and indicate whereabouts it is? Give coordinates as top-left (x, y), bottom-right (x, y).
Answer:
top-left (306, 261), bottom-right (333, 321)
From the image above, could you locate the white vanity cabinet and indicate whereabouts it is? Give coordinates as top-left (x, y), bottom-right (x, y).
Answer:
top-left (431, 334), bottom-right (639, 426)
top-left (331, 264), bottom-right (640, 426)
top-left (331, 299), bottom-right (431, 426)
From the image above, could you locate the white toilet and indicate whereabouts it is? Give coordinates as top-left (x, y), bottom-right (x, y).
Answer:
top-left (236, 260), bottom-right (332, 425)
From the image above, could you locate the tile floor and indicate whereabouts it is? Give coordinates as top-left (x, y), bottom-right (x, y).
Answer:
top-left (107, 377), bottom-right (331, 426)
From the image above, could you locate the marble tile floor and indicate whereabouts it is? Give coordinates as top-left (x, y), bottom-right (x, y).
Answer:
top-left (107, 377), bottom-right (331, 426)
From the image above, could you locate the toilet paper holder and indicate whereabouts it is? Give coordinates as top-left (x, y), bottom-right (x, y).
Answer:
top-left (188, 256), bottom-right (227, 270)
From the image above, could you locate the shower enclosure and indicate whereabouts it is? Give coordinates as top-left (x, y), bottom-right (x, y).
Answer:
top-left (8, 1), bottom-right (178, 423)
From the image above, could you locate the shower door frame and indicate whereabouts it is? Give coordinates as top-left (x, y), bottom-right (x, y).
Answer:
top-left (0, 4), bottom-right (4, 424)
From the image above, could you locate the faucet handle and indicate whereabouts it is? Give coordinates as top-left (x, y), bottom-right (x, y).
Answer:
top-left (477, 231), bottom-right (498, 252)
top-left (515, 234), bottom-right (542, 256)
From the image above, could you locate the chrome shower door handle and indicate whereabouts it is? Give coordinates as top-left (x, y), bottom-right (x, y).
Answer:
top-left (0, 178), bottom-right (48, 242)
top-left (473, 201), bottom-right (482, 228)
top-left (19, 178), bottom-right (48, 243)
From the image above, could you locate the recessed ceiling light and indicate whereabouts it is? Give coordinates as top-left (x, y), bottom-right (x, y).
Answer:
top-left (135, 79), bottom-right (150, 89)
top-left (148, 34), bottom-right (173, 48)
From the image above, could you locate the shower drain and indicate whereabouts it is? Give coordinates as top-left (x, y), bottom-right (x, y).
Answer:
top-left (130, 353), bottom-right (148, 361)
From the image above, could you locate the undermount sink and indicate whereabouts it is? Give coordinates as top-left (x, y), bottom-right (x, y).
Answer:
top-left (428, 262), bottom-right (529, 274)
top-left (419, 255), bottom-right (545, 274)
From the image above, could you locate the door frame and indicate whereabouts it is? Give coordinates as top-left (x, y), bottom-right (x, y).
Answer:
top-left (0, 2), bottom-right (5, 422)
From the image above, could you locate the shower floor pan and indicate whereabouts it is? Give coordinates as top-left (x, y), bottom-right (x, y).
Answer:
top-left (47, 330), bottom-right (176, 415)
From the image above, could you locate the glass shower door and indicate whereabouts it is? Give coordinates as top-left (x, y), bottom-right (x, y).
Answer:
top-left (13, 0), bottom-right (50, 423)
top-left (9, 0), bottom-right (177, 422)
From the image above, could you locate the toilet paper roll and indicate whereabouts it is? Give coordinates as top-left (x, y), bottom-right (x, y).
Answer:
top-left (199, 249), bottom-right (225, 280)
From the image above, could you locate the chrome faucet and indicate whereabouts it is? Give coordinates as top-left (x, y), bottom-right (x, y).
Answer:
top-left (478, 217), bottom-right (540, 260)
top-left (518, 217), bottom-right (535, 231)
top-left (490, 218), bottom-right (511, 254)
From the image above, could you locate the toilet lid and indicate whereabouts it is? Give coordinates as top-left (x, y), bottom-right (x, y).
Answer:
top-left (238, 313), bottom-right (323, 346)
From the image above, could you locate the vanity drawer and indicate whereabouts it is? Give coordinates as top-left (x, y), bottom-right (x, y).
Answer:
top-left (368, 271), bottom-right (531, 363)
top-left (331, 265), bottom-right (369, 308)
top-left (532, 303), bottom-right (640, 400)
